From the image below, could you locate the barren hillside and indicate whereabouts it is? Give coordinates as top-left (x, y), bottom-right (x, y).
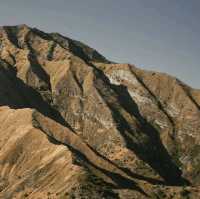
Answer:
top-left (0, 25), bottom-right (199, 198)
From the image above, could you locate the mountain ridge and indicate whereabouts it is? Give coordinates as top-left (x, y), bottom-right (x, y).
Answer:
top-left (0, 25), bottom-right (199, 198)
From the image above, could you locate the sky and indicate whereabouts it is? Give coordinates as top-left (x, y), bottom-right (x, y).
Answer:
top-left (0, 0), bottom-right (199, 88)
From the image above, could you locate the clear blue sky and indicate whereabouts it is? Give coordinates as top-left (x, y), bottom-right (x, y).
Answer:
top-left (0, 0), bottom-right (199, 88)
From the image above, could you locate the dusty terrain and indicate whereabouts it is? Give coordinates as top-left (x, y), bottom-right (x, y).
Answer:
top-left (0, 25), bottom-right (199, 198)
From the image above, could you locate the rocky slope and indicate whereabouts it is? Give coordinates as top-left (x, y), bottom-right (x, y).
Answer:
top-left (0, 24), bottom-right (199, 198)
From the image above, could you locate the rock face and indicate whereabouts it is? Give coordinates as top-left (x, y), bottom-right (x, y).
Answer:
top-left (0, 25), bottom-right (199, 199)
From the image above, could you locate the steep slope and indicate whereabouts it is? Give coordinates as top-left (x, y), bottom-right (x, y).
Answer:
top-left (0, 24), bottom-right (199, 198)
top-left (0, 107), bottom-right (82, 199)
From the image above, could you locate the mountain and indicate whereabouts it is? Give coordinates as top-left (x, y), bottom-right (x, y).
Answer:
top-left (0, 24), bottom-right (199, 199)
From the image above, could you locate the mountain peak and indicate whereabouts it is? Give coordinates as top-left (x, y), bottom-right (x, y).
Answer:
top-left (0, 26), bottom-right (199, 198)
top-left (0, 24), bottom-right (110, 64)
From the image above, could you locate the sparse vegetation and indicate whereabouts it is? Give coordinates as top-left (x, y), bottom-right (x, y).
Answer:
top-left (0, 25), bottom-right (199, 198)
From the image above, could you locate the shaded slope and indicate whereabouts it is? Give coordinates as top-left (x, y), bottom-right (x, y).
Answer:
top-left (0, 25), bottom-right (200, 198)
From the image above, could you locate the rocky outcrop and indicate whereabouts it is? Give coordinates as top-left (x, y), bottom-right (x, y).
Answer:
top-left (0, 25), bottom-right (199, 198)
